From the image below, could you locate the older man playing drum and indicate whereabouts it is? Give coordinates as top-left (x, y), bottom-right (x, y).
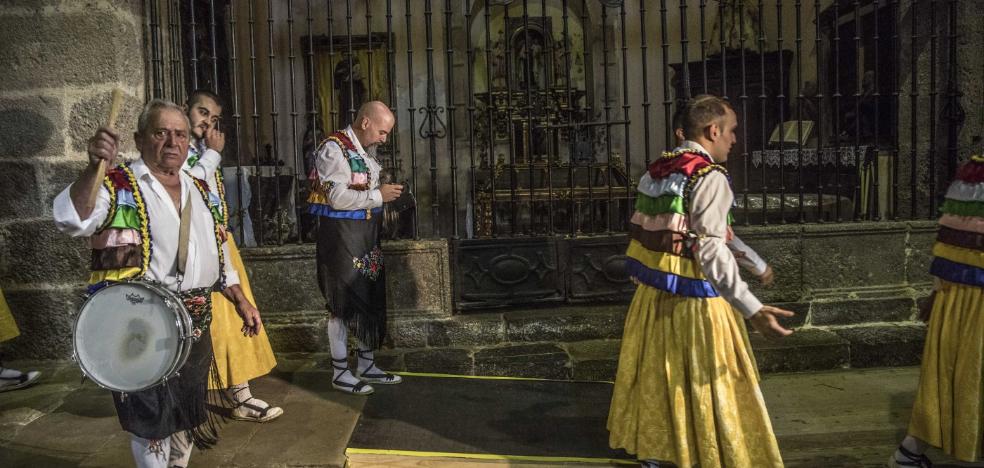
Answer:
top-left (53, 99), bottom-right (261, 468)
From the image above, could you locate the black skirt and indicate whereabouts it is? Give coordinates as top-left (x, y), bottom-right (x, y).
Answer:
top-left (112, 333), bottom-right (221, 447)
top-left (316, 215), bottom-right (387, 349)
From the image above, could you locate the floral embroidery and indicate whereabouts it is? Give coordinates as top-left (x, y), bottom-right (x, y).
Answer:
top-left (179, 288), bottom-right (213, 337)
top-left (190, 176), bottom-right (228, 287)
top-left (352, 246), bottom-right (384, 281)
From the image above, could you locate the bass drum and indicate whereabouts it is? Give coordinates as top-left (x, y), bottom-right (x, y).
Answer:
top-left (73, 281), bottom-right (196, 393)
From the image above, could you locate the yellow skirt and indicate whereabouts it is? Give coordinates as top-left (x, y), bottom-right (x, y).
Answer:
top-left (908, 280), bottom-right (984, 462)
top-left (0, 287), bottom-right (20, 343)
top-left (208, 238), bottom-right (277, 390)
top-left (607, 285), bottom-right (783, 468)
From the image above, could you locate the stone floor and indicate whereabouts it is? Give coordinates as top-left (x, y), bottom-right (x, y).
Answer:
top-left (0, 359), bottom-right (981, 467)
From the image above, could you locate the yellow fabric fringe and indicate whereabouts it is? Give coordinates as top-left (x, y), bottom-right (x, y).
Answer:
top-left (607, 284), bottom-right (783, 468)
top-left (625, 239), bottom-right (706, 280)
top-left (932, 241), bottom-right (984, 269)
top-left (208, 238), bottom-right (277, 389)
top-left (0, 287), bottom-right (20, 343)
top-left (908, 280), bottom-right (984, 462)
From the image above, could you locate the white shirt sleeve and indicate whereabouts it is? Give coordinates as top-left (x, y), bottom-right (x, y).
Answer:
top-left (313, 142), bottom-right (383, 210)
top-left (52, 184), bottom-right (111, 238)
top-left (727, 235), bottom-right (768, 276)
top-left (690, 172), bottom-right (764, 318)
top-left (184, 148), bottom-right (222, 181)
top-left (221, 240), bottom-right (240, 287)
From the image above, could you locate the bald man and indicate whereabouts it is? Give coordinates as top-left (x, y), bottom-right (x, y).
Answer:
top-left (307, 101), bottom-right (403, 395)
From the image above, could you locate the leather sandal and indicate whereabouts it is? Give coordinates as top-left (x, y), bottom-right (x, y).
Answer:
top-left (355, 349), bottom-right (402, 385)
top-left (887, 445), bottom-right (933, 468)
top-left (331, 358), bottom-right (374, 395)
top-left (0, 368), bottom-right (41, 392)
top-left (231, 397), bottom-right (284, 423)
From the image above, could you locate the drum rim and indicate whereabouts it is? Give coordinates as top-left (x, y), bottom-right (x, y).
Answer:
top-left (73, 279), bottom-right (196, 393)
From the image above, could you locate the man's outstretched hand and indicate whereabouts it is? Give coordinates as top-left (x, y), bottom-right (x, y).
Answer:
top-left (749, 305), bottom-right (794, 339)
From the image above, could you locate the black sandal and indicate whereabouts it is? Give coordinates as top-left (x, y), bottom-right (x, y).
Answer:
top-left (355, 349), bottom-right (402, 385)
top-left (0, 368), bottom-right (40, 393)
top-left (890, 445), bottom-right (933, 467)
top-left (331, 358), bottom-right (374, 395)
top-left (231, 396), bottom-right (284, 422)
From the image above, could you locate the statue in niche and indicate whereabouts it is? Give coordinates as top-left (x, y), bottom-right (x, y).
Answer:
top-left (709, 0), bottom-right (763, 54)
top-left (553, 38), bottom-right (568, 86)
top-left (514, 30), bottom-right (547, 90)
top-left (334, 57), bottom-right (367, 127)
top-left (491, 30), bottom-right (507, 88)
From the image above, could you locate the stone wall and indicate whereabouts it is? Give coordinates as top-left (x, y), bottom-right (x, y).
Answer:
top-left (0, 0), bottom-right (145, 359)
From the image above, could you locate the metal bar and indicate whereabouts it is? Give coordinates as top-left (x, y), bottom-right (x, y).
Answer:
top-left (659, 0), bottom-right (670, 154)
top-left (910, 0), bottom-right (918, 217)
top-left (229, 0), bottom-right (247, 244)
top-left (602, 3), bottom-right (613, 234)
top-left (248, 0), bottom-right (264, 245)
top-left (505, 2), bottom-right (518, 236)
top-left (305, 0), bottom-right (318, 242)
top-left (563, 0), bottom-right (575, 236)
top-left (832, 0), bottom-right (842, 222)
top-left (853, 0), bottom-right (862, 221)
top-left (872, 0), bottom-right (882, 221)
top-left (465, 0), bottom-right (477, 239)
top-left (620, 2), bottom-right (631, 229)
top-left (739, 0), bottom-right (750, 224)
top-left (149, 0), bottom-right (164, 99)
top-left (639, 0), bottom-right (652, 165)
top-left (483, 0), bottom-right (497, 237)
top-left (386, 0), bottom-right (398, 170)
top-left (522, 0), bottom-right (534, 235)
top-left (542, 0), bottom-right (554, 235)
top-left (405, 0), bottom-right (420, 238)
top-left (444, 0), bottom-right (459, 238)
top-left (944, 0), bottom-right (960, 183)
top-left (287, 0), bottom-right (303, 244)
top-left (893, 0), bottom-right (901, 219)
top-left (366, 0), bottom-right (374, 101)
top-left (168, 0), bottom-right (181, 101)
top-left (345, 0), bottom-right (355, 126)
top-left (326, 0), bottom-right (337, 131)
top-left (581, 0), bottom-right (593, 234)
top-left (208, 0), bottom-right (219, 91)
top-left (758, 0), bottom-right (768, 225)
top-left (815, 0), bottom-right (824, 222)
top-left (699, 0), bottom-right (708, 94)
top-left (929, 0), bottom-right (938, 216)
top-left (267, 0), bottom-right (283, 245)
top-left (678, 0), bottom-right (690, 100)
top-left (189, 0), bottom-right (199, 90)
top-left (776, 0), bottom-right (786, 223)
top-left (423, 0), bottom-right (439, 236)
top-left (718, 0), bottom-right (727, 99)
top-left (795, 0), bottom-right (805, 223)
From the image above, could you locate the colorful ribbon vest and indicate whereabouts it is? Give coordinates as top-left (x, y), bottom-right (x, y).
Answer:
top-left (88, 164), bottom-right (226, 290)
top-left (625, 149), bottom-right (732, 298)
top-left (306, 131), bottom-right (381, 220)
top-left (930, 154), bottom-right (984, 287)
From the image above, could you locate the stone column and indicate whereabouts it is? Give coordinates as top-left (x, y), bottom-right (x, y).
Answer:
top-left (0, 0), bottom-right (145, 359)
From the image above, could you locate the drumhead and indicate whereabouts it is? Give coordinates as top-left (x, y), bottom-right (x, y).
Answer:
top-left (74, 282), bottom-right (186, 392)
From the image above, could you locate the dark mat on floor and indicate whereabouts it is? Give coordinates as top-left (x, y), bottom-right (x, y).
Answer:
top-left (347, 375), bottom-right (633, 461)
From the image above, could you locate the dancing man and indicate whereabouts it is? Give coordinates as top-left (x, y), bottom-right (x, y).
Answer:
top-left (608, 95), bottom-right (794, 467)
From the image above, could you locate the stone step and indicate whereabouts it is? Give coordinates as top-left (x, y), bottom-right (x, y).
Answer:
top-left (294, 323), bottom-right (927, 381)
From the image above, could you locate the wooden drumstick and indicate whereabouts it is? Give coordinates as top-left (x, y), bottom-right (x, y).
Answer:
top-left (87, 89), bottom-right (124, 208)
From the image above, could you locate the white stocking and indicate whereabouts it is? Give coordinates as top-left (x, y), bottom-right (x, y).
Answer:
top-left (168, 431), bottom-right (194, 467)
top-left (327, 317), bottom-right (359, 386)
top-left (129, 435), bottom-right (169, 468)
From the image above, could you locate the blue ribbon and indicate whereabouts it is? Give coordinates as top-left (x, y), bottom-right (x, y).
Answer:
top-left (930, 256), bottom-right (984, 287)
top-left (307, 204), bottom-right (382, 220)
top-left (624, 258), bottom-right (720, 298)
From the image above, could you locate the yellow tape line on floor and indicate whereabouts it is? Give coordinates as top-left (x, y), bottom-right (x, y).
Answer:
top-left (346, 448), bottom-right (637, 465)
top-left (391, 371), bottom-right (613, 384)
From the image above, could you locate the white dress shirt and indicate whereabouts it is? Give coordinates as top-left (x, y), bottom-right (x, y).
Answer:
top-left (679, 141), bottom-right (765, 318)
top-left (312, 125), bottom-right (383, 210)
top-left (53, 158), bottom-right (239, 292)
top-left (183, 140), bottom-right (222, 193)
